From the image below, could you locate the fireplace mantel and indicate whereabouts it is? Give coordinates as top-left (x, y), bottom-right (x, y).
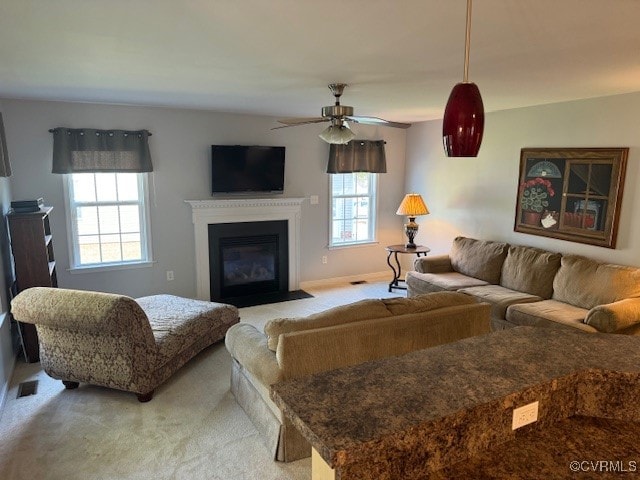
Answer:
top-left (186, 198), bottom-right (305, 300)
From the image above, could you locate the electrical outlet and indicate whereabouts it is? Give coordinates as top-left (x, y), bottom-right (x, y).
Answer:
top-left (512, 401), bottom-right (539, 430)
top-left (166, 270), bottom-right (174, 281)
top-left (310, 195), bottom-right (319, 205)
top-left (321, 256), bottom-right (328, 264)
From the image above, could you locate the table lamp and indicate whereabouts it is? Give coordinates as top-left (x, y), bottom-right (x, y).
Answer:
top-left (396, 194), bottom-right (429, 248)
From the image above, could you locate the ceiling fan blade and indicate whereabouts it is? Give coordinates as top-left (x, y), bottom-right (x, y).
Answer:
top-left (271, 117), bottom-right (331, 130)
top-left (276, 117), bottom-right (328, 126)
top-left (347, 116), bottom-right (412, 129)
top-left (272, 117), bottom-right (329, 130)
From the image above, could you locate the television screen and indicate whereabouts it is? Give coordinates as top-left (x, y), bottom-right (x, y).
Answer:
top-left (211, 145), bottom-right (285, 194)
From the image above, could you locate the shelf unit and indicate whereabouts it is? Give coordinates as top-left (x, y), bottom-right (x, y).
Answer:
top-left (7, 206), bottom-right (57, 362)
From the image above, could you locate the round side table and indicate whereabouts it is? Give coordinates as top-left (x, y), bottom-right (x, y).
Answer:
top-left (385, 244), bottom-right (431, 293)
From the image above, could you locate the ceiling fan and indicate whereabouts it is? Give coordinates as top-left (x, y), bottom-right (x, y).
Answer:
top-left (273, 83), bottom-right (412, 144)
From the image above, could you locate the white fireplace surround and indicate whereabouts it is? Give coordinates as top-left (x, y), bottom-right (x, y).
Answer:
top-left (186, 198), bottom-right (305, 300)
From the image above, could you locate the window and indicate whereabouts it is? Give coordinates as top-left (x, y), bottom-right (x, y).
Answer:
top-left (330, 172), bottom-right (377, 247)
top-left (65, 172), bottom-right (152, 269)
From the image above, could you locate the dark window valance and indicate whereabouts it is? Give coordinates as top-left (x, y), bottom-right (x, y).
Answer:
top-left (50, 128), bottom-right (153, 174)
top-left (0, 113), bottom-right (12, 177)
top-left (327, 140), bottom-right (386, 174)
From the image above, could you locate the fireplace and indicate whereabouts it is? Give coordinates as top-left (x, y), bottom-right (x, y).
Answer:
top-left (209, 220), bottom-right (288, 302)
top-left (186, 198), bottom-right (304, 302)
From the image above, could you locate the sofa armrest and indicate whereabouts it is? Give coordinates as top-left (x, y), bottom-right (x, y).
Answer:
top-left (414, 254), bottom-right (453, 274)
top-left (10, 287), bottom-right (153, 339)
top-left (584, 298), bottom-right (640, 333)
top-left (276, 302), bottom-right (490, 379)
top-left (11, 287), bottom-right (158, 392)
top-left (225, 323), bottom-right (283, 386)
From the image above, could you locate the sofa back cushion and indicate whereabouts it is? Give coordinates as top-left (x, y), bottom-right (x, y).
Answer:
top-left (450, 237), bottom-right (508, 284)
top-left (382, 291), bottom-right (478, 316)
top-left (264, 299), bottom-right (392, 351)
top-left (264, 292), bottom-right (479, 352)
top-left (500, 245), bottom-right (561, 299)
top-left (277, 302), bottom-right (491, 379)
top-left (552, 255), bottom-right (640, 309)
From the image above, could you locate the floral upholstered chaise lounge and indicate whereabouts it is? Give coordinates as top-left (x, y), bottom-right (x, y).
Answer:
top-left (11, 287), bottom-right (239, 402)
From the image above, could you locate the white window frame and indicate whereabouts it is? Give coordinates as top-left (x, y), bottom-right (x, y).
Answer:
top-left (329, 172), bottom-right (378, 248)
top-left (63, 172), bottom-right (153, 272)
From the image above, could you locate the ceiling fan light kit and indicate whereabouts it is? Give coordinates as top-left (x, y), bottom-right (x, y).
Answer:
top-left (274, 83), bottom-right (411, 144)
top-left (319, 121), bottom-right (355, 144)
top-left (442, 0), bottom-right (485, 157)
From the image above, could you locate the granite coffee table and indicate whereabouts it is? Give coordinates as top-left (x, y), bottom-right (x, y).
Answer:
top-left (271, 327), bottom-right (640, 479)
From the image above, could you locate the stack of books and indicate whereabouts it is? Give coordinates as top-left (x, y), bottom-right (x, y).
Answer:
top-left (10, 198), bottom-right (44, 213)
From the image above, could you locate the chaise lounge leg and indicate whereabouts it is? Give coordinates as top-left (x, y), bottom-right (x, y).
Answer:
top-left (62, 381), bottom-right (79, 389)
top-left (137, 391), bottom-right (154, 403)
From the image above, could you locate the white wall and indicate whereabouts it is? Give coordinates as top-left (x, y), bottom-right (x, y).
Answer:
top-left (0, 99), bottom-right (16, 411)
top-left (1, 99), bottom-right (407, 297)
top-left (405, 91), bottom-right (640, 265)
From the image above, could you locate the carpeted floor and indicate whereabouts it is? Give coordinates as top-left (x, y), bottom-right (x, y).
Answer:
top-left (0, 277), bottom-right (397, 480)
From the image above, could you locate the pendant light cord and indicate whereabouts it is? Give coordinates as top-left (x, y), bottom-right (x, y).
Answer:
top-left (463, 0), bottom-right (473, 83)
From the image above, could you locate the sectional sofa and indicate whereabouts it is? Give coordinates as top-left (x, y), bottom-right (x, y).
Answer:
top-left (406, 236), bottom-right (640, 335)
top-left (225, 291), bottom-right (491, 461)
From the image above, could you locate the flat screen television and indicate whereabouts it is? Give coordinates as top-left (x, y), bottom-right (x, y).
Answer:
top-left (211, 145), bottom-right (285, 194)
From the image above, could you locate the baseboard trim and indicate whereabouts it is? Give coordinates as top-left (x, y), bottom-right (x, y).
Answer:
top-left (300, 271), bottom-right (389, 290)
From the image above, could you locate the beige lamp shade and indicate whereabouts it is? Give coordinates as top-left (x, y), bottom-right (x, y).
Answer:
top-left (396, 194), bottom-right (429, 216)
top-left (396, 193), bottom-right (429, 248)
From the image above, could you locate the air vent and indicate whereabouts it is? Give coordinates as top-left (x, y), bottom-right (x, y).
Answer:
top-left (17, 380), bottom-right (38, 398)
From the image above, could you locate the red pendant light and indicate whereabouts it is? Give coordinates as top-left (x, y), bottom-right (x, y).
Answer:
top-left (443, 0), bottom-right (484, 157)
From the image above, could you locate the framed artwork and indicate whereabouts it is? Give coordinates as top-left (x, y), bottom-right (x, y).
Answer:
top-left (514, 148), bottom-right (628, 248)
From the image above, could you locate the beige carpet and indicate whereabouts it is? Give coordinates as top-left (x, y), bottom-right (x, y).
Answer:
top-left (0, 278), bottom-right (397, 480)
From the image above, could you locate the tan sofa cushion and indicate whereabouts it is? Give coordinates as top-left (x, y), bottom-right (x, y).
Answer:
top-left (552, 255), bottom-right (640, 309)
top-left (500, 246), bottom-right (561, 299)
top-left (406, 271), bottom-right (489, 296)
top-left (413, 254), bottom-right (453, 274)
top-left (584, 298), bottom-right (640, 333)
top-left (459, 284), bottom-right (541, 320)
top-left (506, 300), bottom-right (597, 333)
top-left (382, 291), bottom-right (477, 315)
top-left (450, 237), bottom-right (508, 284)
top-left (264, 299), bottom-right (391, 351)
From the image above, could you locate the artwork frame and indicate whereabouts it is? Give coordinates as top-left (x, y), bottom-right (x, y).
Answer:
top-left (514, 148), bottom-right (628, 248)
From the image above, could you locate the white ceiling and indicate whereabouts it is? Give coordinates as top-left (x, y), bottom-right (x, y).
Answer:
top-left (1, 0), bottom-right (639, 123)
